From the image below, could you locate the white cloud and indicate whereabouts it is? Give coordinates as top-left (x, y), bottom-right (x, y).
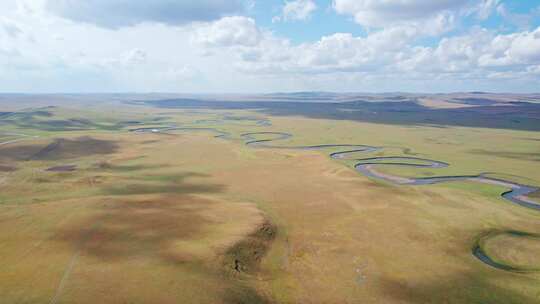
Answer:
top-left (398, 27), bottom-right (540, 76)
top-left (332, 0), bottom-right (468, 28)
top-left (0, 0), bottom-right (538, 93)
top-left (474, 0), bottom-right (500, 20)
top-left (498, 28), bottom-right (540, 64)
top-left (233, 30), bottom-right (407, 75)
top-left (0, 2), bottom-right (216, 92)
top-left (273, 0), bottom-right (317, 22)
top-left (227, 20), bottom-right (540, 87)
top-left (45, 0), bottom-right (245, 29)
top-left (398, 30), bottom-right (494, 74)
top-left (193, 16), bottom-right (261, 48)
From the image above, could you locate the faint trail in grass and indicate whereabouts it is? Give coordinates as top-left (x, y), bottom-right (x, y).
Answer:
top-left (0, 138), bottom-right (26, 146)
top-left (0, 133), bottom-right (40, 147)
top-left (48, 215), bottom-right (106, 304)
top-left (49, 251), bottom-right (81, 304)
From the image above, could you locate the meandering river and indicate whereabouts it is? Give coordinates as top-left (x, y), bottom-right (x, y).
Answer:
top-left (131, 123), bottom-right (540, 272)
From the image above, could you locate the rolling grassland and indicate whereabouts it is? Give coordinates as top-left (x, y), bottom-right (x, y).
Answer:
top-left (0, 102), bottom-right (539, 303)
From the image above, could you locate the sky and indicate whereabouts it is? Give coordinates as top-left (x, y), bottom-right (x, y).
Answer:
top-left (0, 0), bottom-right (539, 93)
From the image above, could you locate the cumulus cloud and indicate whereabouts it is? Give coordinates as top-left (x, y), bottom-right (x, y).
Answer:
top-left (491, 28), bottom-right (540, 64)
top-left (398, 30), bottom-right (494, 74)
top-left (397, 27), bottom-right (540, 76)
top-left (333, 0), bottom-right (468, 27)
top-left (273, 0), bottom-right (317, 22)
top-left (45, 0), bottom-right (245, 29)
top-left (332, 0), bottom-right (485, 38)
top-left (0, 0), bottom-right (538, 92)
top-left (232, 31), bottom-right (407, 75)
top-left (228, 19), bottom-right (540, 83)
top-left (193, 16), bottom-right (261, 48)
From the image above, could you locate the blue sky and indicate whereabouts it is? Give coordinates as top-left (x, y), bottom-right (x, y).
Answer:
top-left (0, 0), bottom-right (539, 93)
top-left (254, 0), bottom-right (540, 44)
top-left (251, 1), bottom-right (367, 43)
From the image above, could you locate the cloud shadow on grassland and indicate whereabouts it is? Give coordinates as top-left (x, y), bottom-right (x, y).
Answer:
top-left (53, 176), bottom-right (270, 303)
top-left (52, 169), bottom-right (227, 262)
top-left (100, 172), bottom-right (225, 196)
top-left (0, 136), bottom-right (119, 162)
top-left (55, 196), bottom-right (217, 262)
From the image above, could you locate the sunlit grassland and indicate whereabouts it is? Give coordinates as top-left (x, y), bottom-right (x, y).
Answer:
top-left (481, 232), bottom-right (540, 271)
top-left (244, 115), bottom-right (540, 185)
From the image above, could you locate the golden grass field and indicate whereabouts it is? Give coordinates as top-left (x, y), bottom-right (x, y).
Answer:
top-left (0, 104), bottom-right (539, 303)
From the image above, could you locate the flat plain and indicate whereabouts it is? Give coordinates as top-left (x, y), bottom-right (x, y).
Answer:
top-left (1, 93), bottom-right (539, 303)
